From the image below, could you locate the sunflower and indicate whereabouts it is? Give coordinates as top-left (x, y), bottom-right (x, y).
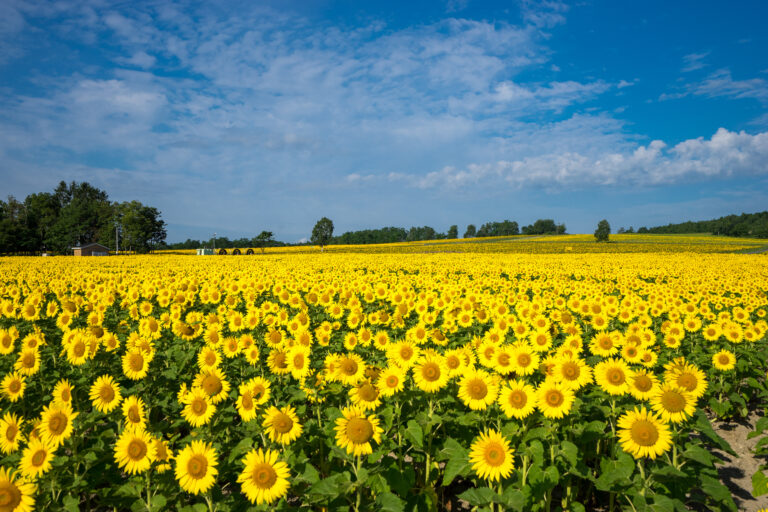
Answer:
top-left (267, 349), bottom-right (291, 376)
top-left (712, 350), bottom-right (736, 371)
top-left (39, 402), bottom-right (78, 448)
top-left (334, 406), bottom-right (383, 457)
top-left (386, 341), bottom-right (421, 369)
top-left (628, 369), bottom-right (659, 401)
top-left (263, 406), bottom-right (303, 445)
top-left (20, 438), bottom-right (55, 480)
top-left (665, 364), bottom-right (708, 399)
top-left (0, 467), bottom-right (35, 512)
top-left (335, 354), bottom-right (367, 386)
top-left (550, 356), bottom-right (592, 390)
top-left (287, 345), bottom-right (312, 380)
top-left (197, 346), bottom-right (221, 370)
top-left (152, 437), bottom-right (173, 473)
top-left (349, 381), bottom-right (382, 411)
top-left (0, 329), bottom-right (16, 355)
top-left (114, 428), bottom-right (155, 474)
top-left (536, 380), bottom-right (575, 419)
top-left (457, 370), bottom-right (499, 411)
top-left (468, 429), bottom-right (515, 482)
top-left (491, 346), bottom-right (515, 375)
top-left (376, 367), bottom-right (406, 397)
top-left (650, 383), bottom-right (697, 424)
top-left (89, 375), bottom-right (123, 413)
top-left (0, 412), bottom-right (24, 454)
top-left (122, 349), bottom-right (150, 381)
top-left (413, 354), bottom-right (450, 393)
top-left (65, 334), bottom-right (89, 366)
top-left (511, 345), bottom-right (539, 376)
top-left (236, 385), bottom-right (259, 422)
top-left (617, 407), bottom-right (672, 459)
top-left (175, 441), bottom-right (218, 495)
top-left (238, 448), bottom-right (291, 505)
top-left (14, 349), bottom-right (40, 376)
top-left (244, 377), bottom-right (272, 407)
top-left (589, 331), bottom-right (621, 357)
top-left (182, 387), bottom-right (216, 427)
top-left (122, 395), bottom-right (147, 430)
top-left (594, 358), bottom-right (631, 396)
top-left (498, 380), bottom-right (537, 419)
top-left (1, 372), bottom-right (25, 402)
top-left (193, 368), bottom-right (231, 404)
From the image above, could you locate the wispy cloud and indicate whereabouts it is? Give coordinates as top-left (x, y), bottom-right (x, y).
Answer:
top-left (681, 52), bottom-right (709, 72)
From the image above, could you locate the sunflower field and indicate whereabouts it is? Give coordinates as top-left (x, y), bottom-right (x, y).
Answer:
top-left (1, 251), bottom-right (767, 511)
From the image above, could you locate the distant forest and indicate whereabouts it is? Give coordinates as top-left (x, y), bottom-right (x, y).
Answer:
top-left (633, 211), bottom-right (768, 238)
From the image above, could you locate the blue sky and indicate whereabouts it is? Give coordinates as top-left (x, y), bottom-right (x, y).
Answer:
top-left (1, 0), bottom-right (767, 242)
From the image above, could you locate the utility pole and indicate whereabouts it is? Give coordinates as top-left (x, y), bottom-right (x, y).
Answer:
top-left (116, 223), bottom-right (119, 255)
top-left (213, 233), bottom-right (217, 252)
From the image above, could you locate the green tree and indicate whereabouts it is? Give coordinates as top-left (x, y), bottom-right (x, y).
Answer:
top-left (446, 225), bottom-right (458, 239)
top-left (594, 219), bottom-right (611, 242)
top-left (253, 231), bottom-right (275, 253)
top-left (311, 217), bottom-right (334, 251)
top-left (464, 224), bottom-right (476, 238)
top-left (46, 181), bottom-right (111, 252)
top-left (116, 201), bottom-right (167, 253)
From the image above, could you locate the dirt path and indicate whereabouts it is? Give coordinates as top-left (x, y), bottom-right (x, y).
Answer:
top-left (712, 412), bottom-right (768, 512)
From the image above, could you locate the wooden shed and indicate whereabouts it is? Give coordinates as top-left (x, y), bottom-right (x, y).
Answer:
top-left (72, 243), bottom-right (110, 256)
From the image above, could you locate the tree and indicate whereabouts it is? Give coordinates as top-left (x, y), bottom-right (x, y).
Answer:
top-left (311, 217), bottom-right (334, 251)
top-left (595, 219), bottom-right (611, 242)
top-left (117, 201), bottom-right (167, 253)
top-left (447, 225), bottom-right (458, 239)
top-left (464, 224), bottom-right (476, 238)
top-left (253, 231), bottom-right (275, 253)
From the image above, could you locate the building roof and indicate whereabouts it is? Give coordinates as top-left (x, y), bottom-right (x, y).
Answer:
top-left (71, 243), bottom-right (110, 250)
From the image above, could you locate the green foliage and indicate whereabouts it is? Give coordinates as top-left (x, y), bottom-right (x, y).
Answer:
top-left (446, 225), bottom-right (458, 239)
top-left (595, 219), bottom-right (611, 242)
top-left (311, 217), bottom-right (335, 249)
top-left (521, 219), bottom-right (566, 235)
top-left (476, 219), bottom-right (519, 237)
top-left (464, 224), bottom-right (476, 238)
top-left (644, 210), bottom-right (768, 238)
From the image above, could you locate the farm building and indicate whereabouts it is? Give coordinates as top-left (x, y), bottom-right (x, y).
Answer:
top-left (72, 243), bottom-right (110, 256)
top-left (196, 248), bottom-right (214, 255)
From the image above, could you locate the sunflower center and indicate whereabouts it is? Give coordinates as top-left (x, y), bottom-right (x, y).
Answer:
top-left (630, 420), bottom-right (660, 446)
top-left (422, 362), bottom-right (440, 382)
top-left (717, 354), bottom-right (731, 365)
top-left (252, 463), bottom-right (278, 489)
top-left (192, 398), bottom-right (207, 415)
top-left (660, 390), bottom-right (686, 412)
top-left (202, 375), bottom-right (222, 395)
top-left (483, 442), bottom-right (505, 467)
top-left (517, 353), bottom-right (531, 367)
top-left (5, 425), bottom-right (17, 442)
top-left (240, 391), bottom-right (254, 409)
top-left (0, 335), bottom-right (10, 348)
top-left (128, 406), bottom-right (141, 424)
top-left (626, 347), bottom-right (637, 357)
top-left (273, 413), bottom-right (293, 434)
top-left (292, 354), bottom-right (305, 368)
top-left (128, 439), bottom-right (147, 460)
top-left (129, 353), bottom-right (144, 371)
top-left (8, 380), bottom-right (20, 393)
top-left (99, 385), bottom-right (115, 402)
top-left (48, 412), bottom-right (67, 435)
top-left (22, 353), bottom-right (35, 368)
top-left (385, 375), bottom-right (400, 388)
top-left (61, 388), bottom-right (71, 402)
top-left (31, 449), bottom-right (47, 467)
top-left (497, 353), bottom-right (511, 367)
top-left (0, 483), bottom-right (22, 508)
top-left (546, 389), bottom-right (564, 407)
top-left (607, 368), bottom-right (625, 385)
top-left (400, 347), bottom-right (413, 360)
top-left (341, 359), bottom-right (358, 376)
top-left (561, 362), bottom-right (579, 380)
top-left (253, 386), bottom-right (265, 399)
top-left (187, 454), bottom-right (208, 479)
top-left (467, 380), bottom-right (488, 400)
top-left (73, 342), bottom-right (86, 357)
top-left (346, 417), bottom-right (374, 444)
top-left (446, 356), bottom-right (460, 369)
top-left (633, 375), bottom-right (652, 392)
top-left (509, 390), bottom-right (527, 408)
top-left (676, 374), bottom-right (697, 391)
top-left (205, 353), bottom-right (217, 366)
top-left (358, 383), bottom-right (378, 402)
top-left (91, 326), bottom-right (104, 338)
top-left (599, 337), bottom-right (613, 349)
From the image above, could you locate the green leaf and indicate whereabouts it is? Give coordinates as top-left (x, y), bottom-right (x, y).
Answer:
top-left (150, 494), bottom-right (167, 509)
top-left (301, 463), bottom-right (320, 484)
top-left (753, 470), bottom-right (768, 497)
top-left (522, 427), bottom-right (548, 443)
top-left (309, 472), bottom-right (352, 500)
top-left (682, 444), bottom-right (716, 466)
top-left (405, 420), bottom-right (424, 450)
top-left (700, 474), bottom-right (738, 511)
top-left (385, 465), bottom-right (415, 496)
top-left (62, 495), bottom-right (80, 512)
top-left (442, 456), bottom-right (471, 486)
top-left (561, 440), bottom-right (578, 467)
top-left (500, 487), bottom-right (526, 511)
top-left (440, 437), bottom-right (468, 461)
top-left (457, 487), bottom-right (498, 507)
top-left (526, 440), bottom-right (544, 465)
top-left (695, 410), bottom-right (736, 455)
top-left (376, 492), bottom-right (405, 512)
top-left (595, 453), bottom-right (634, 491)
top-left (569, 503), bottom-right (586, 512)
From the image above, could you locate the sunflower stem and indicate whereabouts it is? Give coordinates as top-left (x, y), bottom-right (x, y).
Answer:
top-left (354, 455), bottom-right (362, 512)
top-left (145, 469), bottom-right (152, 511)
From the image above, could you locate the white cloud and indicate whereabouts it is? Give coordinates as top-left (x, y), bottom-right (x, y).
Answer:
top-left (681, 52), bottom-right (709, 72)
top-left (692, 69), bottom-right (768, 102)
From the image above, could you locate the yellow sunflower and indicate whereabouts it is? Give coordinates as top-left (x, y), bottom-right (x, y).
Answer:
top-left (334, 406), bottom-right (383, 456)
top-left (650, 383), bottom-right (697, 424)
top-left (238, 448), bottom-right (291, 505)
top-left (182, 387), bottom-right (216, 427)
top-left (349, 381), bottom-right (382, 411)
top-left (550, 356), bottom-right (592, 390)
top-left (193, 368), bottom-right (231, 404)
top-left (89, 375), bottom-right (123, 413)
top-left (712, 350), bottom-right (736, 371)
top-left (536, 380), bottom-right (575, 419)
top-left (457, 370), bottom-right (499, 411)
top-left (376, 367), bottom-right (406, 397)
top-left (175, 441), bottom-right (218, 495)
top-left (39, 402), bottom-right (78, 448)
top-left (244, 377), bottom-right (272, 407)
top-left (114, 428), bottom-right (155, 474)
top-left (665, 364), bottom-right (708, 399)
top-left (0, 412), bottom-right (24, 454)
top-left (287, 345), bottom-right (312, 380)
top-left (594, 358), bottom-right (631, 396)
top-left (413, 354), bottom-right (450, 393)
top-left (617, 407), bottom-right (672, 459)
top-left (0, 467), bottom-right (35, 512)
top-left (122, 395), bottom-right (147, 430)
top-left (236, 385), bottom-right (259, 422)
top-left (122, 349), bottom-right (150, 380)
top-left (498, 380), bottom-right (537, 419)
top-left (335, 354), bottom-right (367, 386)
top-left (263, 406), bottom-right (303, 445)
top-left (628, 369), bottom-right (659, 401)
top-left (468, 429), bottom-right (515, 482)
top-left (510, 345), bottom-right (539, 376)
top-left (20, 438), bottom-right (55, 480)
top-left (1, 372), bottom-right (26, 402)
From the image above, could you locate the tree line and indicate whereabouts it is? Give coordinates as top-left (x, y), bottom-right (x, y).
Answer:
top-left (629, 211), bottom-right (768, 238)
top-left (0, 181), bottom-right (166, 255)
